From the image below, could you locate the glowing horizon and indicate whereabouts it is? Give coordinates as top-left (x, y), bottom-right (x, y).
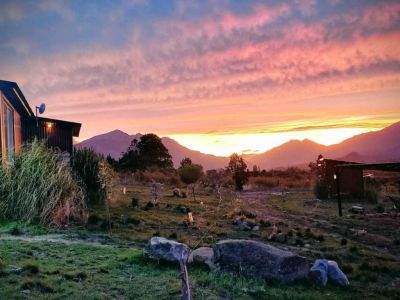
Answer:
top-left (168, 127), bottom-right (381, 157)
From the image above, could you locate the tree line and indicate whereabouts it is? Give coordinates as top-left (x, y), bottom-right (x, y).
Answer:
top-left (106, 133), bottom-right (249, 190)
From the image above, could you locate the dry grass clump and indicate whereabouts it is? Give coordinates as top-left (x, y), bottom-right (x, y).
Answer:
top-left (0, 140), bottom-right (87, 226)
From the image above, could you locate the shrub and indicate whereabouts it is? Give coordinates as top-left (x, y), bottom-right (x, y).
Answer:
top-left (0, 258), bottom-right (5, 275)
top-left (73, 148), bottom-right (116, 206)
top-left (131, 197), bottom-right (140, 208)
top-left (313, 180), bottom-right (329, 200)
top-left (364, 185), bottom-right (379, 203)
top-left (0, 140), bottom-right (86, 226)
top-left (375, 203), bottom-right (385, 213)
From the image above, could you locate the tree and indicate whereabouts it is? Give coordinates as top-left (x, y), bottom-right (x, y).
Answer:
top-left (227, 153), bottom-right (248, 190)
top-left (178, 163), bottom-right (203, 201)
top-left (180, 157), bottom-right (192, 168)
top-left (310, 154), bottom-right (329, 199)
top-left (106, 154), bottom-right (118, 169)
top-left (252, 165), bottom-right (260, 176)
top-left (119, 134), bottom-right (173, 171)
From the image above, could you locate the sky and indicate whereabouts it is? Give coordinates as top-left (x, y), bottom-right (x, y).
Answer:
top-left (0, 0), bottom-right (399, 156)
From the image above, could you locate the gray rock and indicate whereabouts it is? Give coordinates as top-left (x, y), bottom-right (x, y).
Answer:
top-left (252, 225), bottom-right (260, 231)
top-left (144, 237), bottom-right (189, 262)
top-left (233, 217), bottom-right (243, 226)
top-left (238, 222), bottom-right (252, 231)
top-left (213, 239), bottom-right (309, 283)
top-left (275, 233), bottom-right (287, 243)
top-left (309, 259), bottom-right (328, 286)
top-left (328, 260), bottom-right (349, 286)
top-left (188, 247), bottom-right (216, 270)
top-left (350, 205), bottom-right (364, 214)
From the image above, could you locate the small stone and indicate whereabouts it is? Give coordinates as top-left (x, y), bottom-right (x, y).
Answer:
top-left (252, 225), bottom-right (260, 231)
top-left (238, 222), bottom-right (252, 231)
top-left (275, 233), bottom-right (287, 243)
top-left (350, 206), bottom-right (365, 214)
top-left (310, 259), bottom-right (329, 286)
top-left (327, 260), bottom-right (349, 286)
top-left (232, 217), bottom-right (242, 226)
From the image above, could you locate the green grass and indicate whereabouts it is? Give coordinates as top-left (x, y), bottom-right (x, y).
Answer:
top-left (0, 239), bottom-right (364, 300)
top-left (1, 183), bottom-right (399, 299)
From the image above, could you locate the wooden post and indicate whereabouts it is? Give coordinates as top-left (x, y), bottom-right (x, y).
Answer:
top-left (179, 258), bottom-right (191, 300)
top-left (336, 171), bottom-right (342, 216)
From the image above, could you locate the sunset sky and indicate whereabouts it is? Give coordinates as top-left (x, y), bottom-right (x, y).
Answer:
top-left (0, 0), bottom-right (399, 156)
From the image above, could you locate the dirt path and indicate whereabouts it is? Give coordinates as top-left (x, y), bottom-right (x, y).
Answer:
top-left (0, 233), bottom-right (138, 249)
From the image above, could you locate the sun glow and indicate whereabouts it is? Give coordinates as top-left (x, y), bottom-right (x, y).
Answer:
top-left (168, 127), bottom-right (378, 157)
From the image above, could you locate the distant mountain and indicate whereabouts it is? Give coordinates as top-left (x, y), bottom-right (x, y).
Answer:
top-left (75, 130), bottom-right (140, 159)
top-left (75, 121), bottom-right (400, 170)
top-left (327, 122), bottom-right (400, 161)
top-left (161, 137), bottom-right (228, 170)
top-left (244, 139), bottom-right (328, 170)
top-left (76, 130), bottom-right (227, 169)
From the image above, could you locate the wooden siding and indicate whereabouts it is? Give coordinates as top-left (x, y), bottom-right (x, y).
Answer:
top-left (22, 119), bottom-right (74, 154)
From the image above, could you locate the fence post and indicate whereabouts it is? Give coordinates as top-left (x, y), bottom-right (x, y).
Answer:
top-left (335, 171), bottom-right (342, 216)
top-left (178, 258), bottom-right (191, 300)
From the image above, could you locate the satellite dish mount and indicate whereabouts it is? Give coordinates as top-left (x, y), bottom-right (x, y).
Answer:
top-left (35, 103), bottom-right (46, 128)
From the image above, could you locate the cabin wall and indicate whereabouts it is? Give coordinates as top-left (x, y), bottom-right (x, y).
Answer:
top-left (325, 160), bottom-right (364, 198)
top-left (22, 119), bottom-right (74, 154)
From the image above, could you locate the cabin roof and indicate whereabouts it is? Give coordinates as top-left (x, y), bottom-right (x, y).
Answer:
top-left (0, 80), bottom-right (81, 137)
top-left (37, 117), bottom-right (81, 137)
top-left (0, 80), bottom-right (34, 117)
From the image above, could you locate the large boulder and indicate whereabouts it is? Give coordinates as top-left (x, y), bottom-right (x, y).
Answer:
top-left (213, 239), bottom-right (309, 283)
top-left (188, 247), bottom-right (216, 270)
top-left (144, 237), bottom-right (189, 262)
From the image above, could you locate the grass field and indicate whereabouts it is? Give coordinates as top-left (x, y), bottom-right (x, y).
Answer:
top-left (1, 183), bottom-right (399, 299)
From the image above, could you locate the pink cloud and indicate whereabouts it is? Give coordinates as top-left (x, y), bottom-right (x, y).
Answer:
top-left (1, 1), bottom-right (399, 140)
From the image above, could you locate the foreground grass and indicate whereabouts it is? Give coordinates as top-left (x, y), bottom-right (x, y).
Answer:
top-left (0, 238), bottom-right (357, 300)
top-left (1, 183), bottom-right (399, 299)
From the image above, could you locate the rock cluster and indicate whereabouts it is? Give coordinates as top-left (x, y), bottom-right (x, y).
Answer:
top-left (145, 237), bottom-right (310, 284)
top-left (310, 259), bottom-right (349, 286)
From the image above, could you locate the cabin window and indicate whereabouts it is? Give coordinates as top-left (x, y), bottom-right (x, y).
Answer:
top-left (5, 105), bottom-right (14, 154)
top-left (1, 99), bottom-right (15, 158)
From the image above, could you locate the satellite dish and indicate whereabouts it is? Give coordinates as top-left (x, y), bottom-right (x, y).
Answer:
top-left (38, 103), bottom-right (46, 114)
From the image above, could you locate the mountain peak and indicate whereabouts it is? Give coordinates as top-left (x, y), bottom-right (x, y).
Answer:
top-left (106, 129), bottom-right (130, 136)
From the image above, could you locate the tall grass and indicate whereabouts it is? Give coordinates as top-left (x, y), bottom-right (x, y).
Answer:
top-left (72, 148), bottom-right (116, 206)
top-left (0, 140), bottom-right (87, 226)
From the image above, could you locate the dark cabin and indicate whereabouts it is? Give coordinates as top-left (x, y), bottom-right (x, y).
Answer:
top-left (0, 80), bottom-right (81, 159)
top-left (322, 158), bottom-right (364, 198)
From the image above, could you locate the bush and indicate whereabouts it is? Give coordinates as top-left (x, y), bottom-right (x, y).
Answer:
top-left (73, 148), bottom-right (116, 206)
top-left (131, 197), bottom-right (140, 208)
top-left (375, 203), bottom-right (385, 213)
top-left (313, 180), bottom-right (329, 200)
top-left (0, 140), bottom-right (86, 226)
top-left (364, 185), bottom-right (379, 204)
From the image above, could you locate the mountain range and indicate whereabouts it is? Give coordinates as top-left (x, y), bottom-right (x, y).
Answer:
top-left (75, 121), bottom-right (400, 170)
